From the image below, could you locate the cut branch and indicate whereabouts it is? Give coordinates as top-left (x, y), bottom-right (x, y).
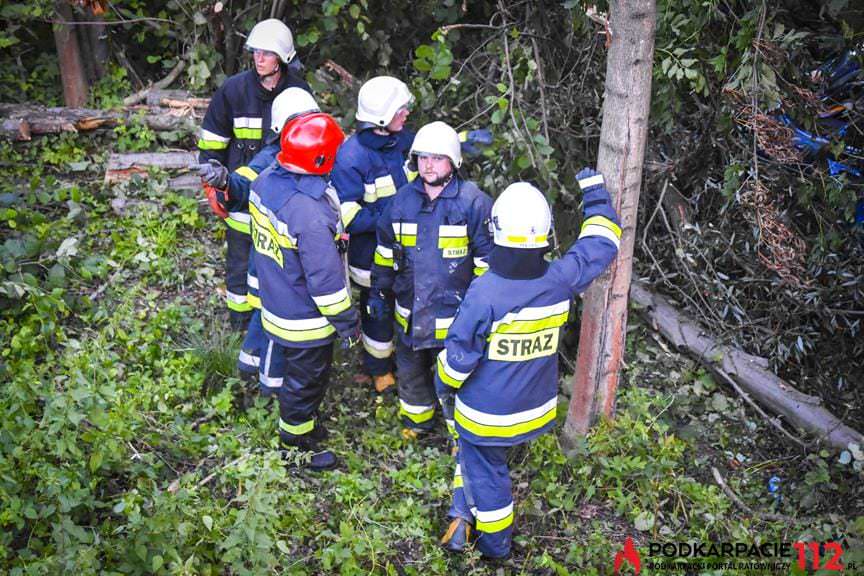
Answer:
top-left (630, 281), bottom-right (863, 452)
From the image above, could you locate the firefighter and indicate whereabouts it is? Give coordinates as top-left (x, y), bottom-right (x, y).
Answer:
top-left (197, 18), bottom-right (311, 330)
top-left (212, 88), bottom-right (322, 388)
top-left (369, 121), bottom-right (494, 438)
top-left (435, 169), bottom-right (621, 558)
top-left (249, 111), bottom-right (358, 471)
top-left (330, 76), bottom-right (415, 394)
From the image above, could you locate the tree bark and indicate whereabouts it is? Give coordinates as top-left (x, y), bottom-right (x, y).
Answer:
top-left (104, 151), bottom-right (199, 189)
top-left (0, 104), bottom-right (200, 140)
top-left (563, 0), bottom-right (657, 440)
top-left (53, 2), bottom-right (89, 107)
top-left (630, 282), bottom-right (863, 451)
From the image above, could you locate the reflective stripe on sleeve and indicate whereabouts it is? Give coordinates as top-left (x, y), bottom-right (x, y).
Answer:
top-left (473, 256), bottom-right (489, 276)
top-left (226, 211), bottom-right (252, 234)
top-left (348, 265), bottom-right (371, 288)
top-left (341, 201), bottom-right (362, 228)
top-left (198, 129), bottom-right (230, 150)
top-left (226, 290), bottom-right (252, 312)
top-left (394, 300), bottom-right (410, 332)
top-left (374, 245), bottom-right (394, 268)
top-left (579, 215), bottom-right (622, 248)
top-left (436, 349), bottom-right (472, 389)
top-left (392, 222), bottom-right (417, 247)
top-left (235, 166), bottom-right (258, 182)
top-left (311, 287), bottom-right (352, 316)
top-left (435, 317), bottom-right (454, 340)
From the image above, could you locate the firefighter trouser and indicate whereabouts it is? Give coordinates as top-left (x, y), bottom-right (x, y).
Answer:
top-left (356, 285), bottom-right (394, 377)
top-left (449, 440), bottom-right (514, 559)
top-left (225, 224), bottom-right (252, 325)
top-left (395, 332), bottom-right (441, 430)
top-left (262, 341), bottom-right (334, 445)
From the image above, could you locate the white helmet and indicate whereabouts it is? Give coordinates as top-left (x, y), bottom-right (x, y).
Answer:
top-left (410, 121), bottom-right (462, 169)
top-left (270, 88), bottom-right (319, 133)
top-left (490, 182), bottom-right (552, 248)
top-left (355, 76), bottom-right (414, 127)
top-left (245, 19), bottom-right (296, 64)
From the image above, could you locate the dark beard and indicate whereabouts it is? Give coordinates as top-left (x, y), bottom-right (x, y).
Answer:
top-left (422, 173), bottom-right (452, 187)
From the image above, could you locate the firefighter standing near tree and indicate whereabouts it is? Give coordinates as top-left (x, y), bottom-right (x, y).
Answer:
top-left (204, 87), bottom-right (322, 389)
top-left (369, 121), bottom-right (494, 438)
top-left (197, 18), bottom-right (311, 330)
top-left (435, 169), bottom-right (621, 559)
top-left (249, 111), bottom-right (358, 471)
top-left (330, 76), bottom-right (416, 394)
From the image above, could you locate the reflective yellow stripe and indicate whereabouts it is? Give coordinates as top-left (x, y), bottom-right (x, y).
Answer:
top-left (455, 396), bottom-right (557, 438)
top-left (341, 201), bottom-right (362, 228)
top-left (438, 236), bottom-right (469, 249)
top-left (280, 418), bottom-right (314, 435)
top-left (362, 333), bottom-right (394, 359)
top-left (235, 166), bottom-right (258, 181)
top-left (505, 234), bottom-right (547, 244)
top-left (249, 202), bottom-right (296, 249)
top-left (435, 317), bottom-right (454, 341)
top-left (246, 293), bottom-right (261, 309)
top-left (261, 309), bottom-right (336, 342)
top-left (458, 130), bottom-right (469, 142)
top-left (475, 503), bottom-right (514, 533)
top-left (395, 301), bottom-right (410, 332)
top-left (579, 215), bottom-right (622, 247)
top-left (453, 463), bottom-right (463, 488)
top-left (393, 222), bottom-right (417, 247)
top-left (436, 349), bottom-right (471, 389)
top-left (233, 128), bottom-right (263, 139)
top-left (489, 301), bottom-right (570, 335)
top-left (399, 400), bottom-right (435, 424)
top-left (226, 216), bottom-right (252, 234)
top-left (406, 170), bottom-right (418, 182)
top-left (312, 288), bottom-right (352, 316)
top-left (198, 139), bottom-right (229, 150)
top-left (374, 245), bottom-right (394, 267)
top-left (492, 312), bottom-right (567, 335)
top-left (473, 257), bottom-right (489, 276)
top-left (227, 298), bottom-right (252, 312)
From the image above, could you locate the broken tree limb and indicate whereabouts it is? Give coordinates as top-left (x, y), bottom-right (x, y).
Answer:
top-left (630, 281), bottom-right (863, 451)
top-left (104, 151), bottom-right (198, 188)
top-left (0, 103), bottom-right (199, 141)
top-left (122, 58), bottom-right (188, 106)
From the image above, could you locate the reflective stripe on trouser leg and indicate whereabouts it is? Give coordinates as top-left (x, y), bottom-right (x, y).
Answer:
top-left (238, 309), bottom-right (266, 375)
top-left (258, 338), bottom-right (284, 397)
top-left (395, 333), bottom-right (439, 430)
top-left (226, 226), bottom-right (253, 315)
top-left (276, 342), bottom-right (334, 444)
top-left (449, 439), bottom-right (474, 522)
top-left (358, 286), bottom-right (394, 376)
top-left (459, 440), bottom-right (513, 559)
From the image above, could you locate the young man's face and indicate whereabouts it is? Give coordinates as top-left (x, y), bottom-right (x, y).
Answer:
top-left (417, 154), bottom-right (453, 187)
top-left (386, 106), bottom-right (410, 132)
top-left (253, 49), bottom-right (280, 77)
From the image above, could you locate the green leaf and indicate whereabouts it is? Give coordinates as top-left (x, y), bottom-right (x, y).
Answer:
top-left (152, 555), bottom-right (163, 572)
top-left (203, 515), bottom-right (213, 531)
top-left (634, 511), bottom-right (655, 531)
top-left (349, 4), bottom-right (360, 18)
top-left (89, 451), bottom-right (103, 472)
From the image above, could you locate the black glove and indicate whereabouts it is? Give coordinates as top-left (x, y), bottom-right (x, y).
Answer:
top-left (198, 159), bottom-right (229, 189)
top-left (366, 290), bottom-right (391, 321)
top-left (340, 325), bottom-right (361, 350)
top-left (459, 129), bottom-right (493, 156)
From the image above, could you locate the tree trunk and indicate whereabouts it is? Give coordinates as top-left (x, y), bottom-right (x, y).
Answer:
top-left (563, 0), bottom-right (657, 441)
top-left (53, 2), bottom-right (89, 107)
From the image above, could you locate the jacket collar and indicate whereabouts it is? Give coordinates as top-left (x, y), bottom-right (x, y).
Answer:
top-left (409, 175), bottom-right (461, 201)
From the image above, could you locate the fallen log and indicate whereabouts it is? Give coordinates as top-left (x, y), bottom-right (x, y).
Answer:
top-left (104, 151), bottom-right (198, 188)
top-left (630, 281), bottom-right (863, 452)
top-left (0, 103), bottom-right (200, 141)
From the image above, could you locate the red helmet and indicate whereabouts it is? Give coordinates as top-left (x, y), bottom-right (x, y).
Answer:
top-left (277, 112), bottom-right (345, 175)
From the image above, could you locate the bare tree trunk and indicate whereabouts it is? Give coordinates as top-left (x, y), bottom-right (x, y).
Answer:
top-left (563, 0), bottom-right (657, 442)
top-left (53, 2), bottom-right (89, 107)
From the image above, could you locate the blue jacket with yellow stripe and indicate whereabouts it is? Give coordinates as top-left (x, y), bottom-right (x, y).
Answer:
top-left (371, 176), bottom-right (493, 350)
top-left (434, 185), bottom-right (621, 447)
top-left (250, 164), bottom-right (359, 348)
top-left (330, 128), bottom-right (415, 288)
top-left (198, 69), bottom-right (310, 234)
